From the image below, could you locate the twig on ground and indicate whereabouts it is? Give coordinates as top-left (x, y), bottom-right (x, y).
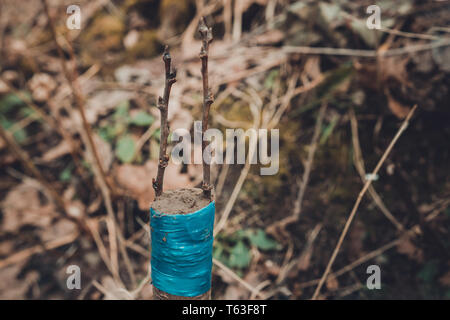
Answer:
top-left (86, 218), bottom-right (123, 287)
top-left (215, 72), bottom-right (307, 236)
top-left (232, 0), bottom-right (243, 42)
top-left (276, 224), bottom-right (322, 285)
top-left (349, 109), bottom-right (404, 231)
top-left (133, 122), bottom-right (159, 162)
top-left (213, 258), bottom-right (265, 299)
top-left (311, 105), bottom-right (418, 300)
top-left (42, 0), bottom-right (139, 287)
top-left (199, 17), bottom-right (214, 199)
top-left (213, 88), bottom-right (261, 237)
top-left (297, 199), bottom-right (449, 290)
top-left (0, 230), bottom-right (79, 269)
top-left (282, 39), bottom-right (450, 57)
top-left (261, 198), bottom-right (449, 299)
top-left (267, 103), bottom-right (327, 236)
top-left (41, 0), bottom-right (112, 194)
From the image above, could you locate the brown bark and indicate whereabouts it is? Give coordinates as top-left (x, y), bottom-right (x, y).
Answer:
top-left (199, 17), bottom-right (214, 200)
top-left (152, 46), bottom-right (177, 197)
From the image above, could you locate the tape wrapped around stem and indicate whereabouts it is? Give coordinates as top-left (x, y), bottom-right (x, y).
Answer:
top-left (150, 201), bottom-right (215, 297)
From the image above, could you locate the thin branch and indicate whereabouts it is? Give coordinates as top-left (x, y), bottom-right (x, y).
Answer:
top-left (0, 230), bottom-right (79, 269)
top-left (41, 1), bottom-right (138, 286)
top-left (213, 258), bottom-right (265, 299)
top-left (297, 199), bottom-right (449, 290)
top-left (311, 105), bottom-right (418, 300)
top-left (349, 109), bottom-right (404, 231)
top-left (152, 45), bottom-right (176, 197)
top-left (282, 39), bottom-right (450, 58)
top-left (213, 90), bottom-right (261, 237)
top-left (132, 122), bottom-right (159, 162)
top-left (41, 0), bottom-right (112, 194)
top-left (267, 103), bottom-right (327, 236)
top-left (199, 16), bottom-right (214, 199)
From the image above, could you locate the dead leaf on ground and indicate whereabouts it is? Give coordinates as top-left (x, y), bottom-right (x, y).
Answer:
top-left (253, 29), bottom-right (284, 45)
top-left (0, 262), bottom-right (38, 299)
top-left (66, 200), bottom-right (85, 219)
top-left (38, 219), bottom-right (78, 243)
top-left (93, 133), bottom-right (113, 171)
top-left (0, 239), bottom-right (15, 256)
top-left (40, 140), bottom-right (72, 162)
top-left (296, 249), bottom-right (313, 272)
top-left (385, 89), bottom-right (411, 119)
top-left (85, 90), bottom-right (135, 124)
top-left (223, 284), bottom-right (247, 300)
top-left (99, 276), bottom-right (133, 300)
top-left (115, 161), bottom-right (196, 210)
top-left (396, 236), bottom-right (424, 263)
top-left (1, 180), bottom-right (56, 232)
top-left (0, 78), bottom-right (8, 94)
top-left (379, 56), bottom-right (412, 88)
top-left (439, 270), bottom-right (450, 287)
top-left (27, 73), bottom-right (56, 102)
top-left (303, 56), bottom-right (322, 81)
top-left (325, 275), bottom-right (339, 291)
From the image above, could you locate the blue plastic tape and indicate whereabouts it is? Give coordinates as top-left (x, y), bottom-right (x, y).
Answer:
top-left (150, 201), bottom-right (215, 297)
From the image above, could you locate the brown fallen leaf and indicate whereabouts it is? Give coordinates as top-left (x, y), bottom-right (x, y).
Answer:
top-left (93, 133), bottom-right (113, 171)
top-left (39, 219), bottom-right (78, 243)
top-left (1, 180), bottom-right (56, 232)
top-left (0, 239), bottom-right (15, 256)
top-left (396, 236), bottom-right (424, 263)
top-left (40, 140), bottom-right (72, 162)
top-left (27, 73), bottom-right (56, 102)
top-left (98, 276), bottom-right (133, 300)
top-left (254, 29), bottom-right (284, 45)
top-left (85, 90), bottom-right (135, 124)
top-left (385, 89), bottom-right (411, 119)
top-left (223, 284), bottom-right (247, 300)
top-left (115, 161), bottom-right (196, 210)
top-left (0, 262), bottom-right (38, 299)
top-left (325, 275), bottom-right (339, 292)
top-left (379, 56), bottom-right (412, 88)
top-left (439, 271), bottom-right (450, 287)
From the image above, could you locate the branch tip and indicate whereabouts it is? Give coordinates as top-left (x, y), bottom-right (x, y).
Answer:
top-left (153, 45), bottom-right (177, 197)
top-left (199, 17), bottom-right (213, 45)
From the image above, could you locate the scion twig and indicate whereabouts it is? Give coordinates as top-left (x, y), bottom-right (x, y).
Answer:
top-left (152, 45), bottom-right (177, 197)
top-left (199, 17), bottom-right (214, 199)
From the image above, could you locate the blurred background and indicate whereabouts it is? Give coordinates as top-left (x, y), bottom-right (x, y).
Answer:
top-left (0, 0), bottom-right (449, 299)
